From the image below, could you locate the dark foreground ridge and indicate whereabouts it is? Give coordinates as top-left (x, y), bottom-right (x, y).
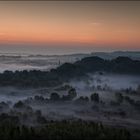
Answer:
top-left (0, 119), bottom-right (132, 140)
top-left (0, 56), bottom-right (140, 87)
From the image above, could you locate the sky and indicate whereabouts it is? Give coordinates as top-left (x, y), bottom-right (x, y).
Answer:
top-left (0, 1), bottom-right (140, 54)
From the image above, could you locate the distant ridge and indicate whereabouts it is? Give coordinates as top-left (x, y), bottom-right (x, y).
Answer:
top-left (0, 51), bottom-right (140, 60)
top-left (90, 51), bottom-right (140, 60)
top-left (0, 56), bottom-right (140, 87)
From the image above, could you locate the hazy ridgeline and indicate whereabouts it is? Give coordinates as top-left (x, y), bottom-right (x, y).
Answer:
top-left (0, 54), bottom-right (140, 139)
top-left (0, 51), bottom-right (140, 73)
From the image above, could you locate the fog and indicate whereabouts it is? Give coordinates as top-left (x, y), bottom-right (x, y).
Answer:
top-left (0, 51), bottom-right (140, 72)
top-left (0, 53), bottom-right (140, 129)
top-left (0, 53), bottom-right (87, 72)
top-left (0, 73), bottom-right (140, 128)
top-left (70, 73), bottom-right (140, 91)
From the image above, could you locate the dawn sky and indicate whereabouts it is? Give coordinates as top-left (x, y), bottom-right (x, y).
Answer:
top-left (0, 1), bottom-right (140, 54)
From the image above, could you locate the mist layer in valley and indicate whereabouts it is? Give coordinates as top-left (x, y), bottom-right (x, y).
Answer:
top-left (0, 54), bottom-right (140, 139)
top-left (0, 72), bottom-right (140, 128)
top-left (0, 53), bottom-right (87, 72)
top-left (0, 51), bottom-right (140, 72)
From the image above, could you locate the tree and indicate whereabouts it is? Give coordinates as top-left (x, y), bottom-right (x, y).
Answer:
top-left (68, 88), bottom-right (77, 100)
top-left (124, 96), bottom-right (135, 105)
top-left (76, 96), bottom-right (89, 103)
top-left (115, 92), bottom-right (123, 103)
top-left (50, 93), bottom-right (60, 101)
top-left (90, 93), bottom-right (99, 103)
top-left (13, 101), bottom-right (25, 108)
top-left (35, 110), bottom-right (42, 117)
top-left (34, 95), bottom-right (45, 101)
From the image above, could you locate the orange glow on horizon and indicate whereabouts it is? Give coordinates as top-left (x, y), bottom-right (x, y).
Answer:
top-left (0, 1), bottom-right (140, 49)
top-left (0, 29), bottom-right (139, 47)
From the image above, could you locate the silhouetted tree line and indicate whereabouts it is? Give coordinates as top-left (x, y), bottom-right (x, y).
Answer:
top-left (0, 119), bottom-right (132, 140)
top-left (24, 89), bottom-right (100, 104)
top-left (0, 56), bottom-right (140, 87)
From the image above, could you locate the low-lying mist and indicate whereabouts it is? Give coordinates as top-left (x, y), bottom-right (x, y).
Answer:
top-left (0, 72), bottom-right (140, 128)
top-left (70, 73), bottom-right (140, 91)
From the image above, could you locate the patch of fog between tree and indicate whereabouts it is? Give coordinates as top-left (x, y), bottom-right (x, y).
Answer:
top-left (0, 54), bottom-right (82, 73)
top-left (0, 73), bottom-right (140, 127)
top-left (67, 73), bottom-right (140, 102)
top-left (69, 73), bottom-right (140, 92)
top-left (31, 102), bottom-right (94, 121)
top-left (0, 73), bottom-right (140, 104)
top-left (0, 87), bottom-right (50, 103)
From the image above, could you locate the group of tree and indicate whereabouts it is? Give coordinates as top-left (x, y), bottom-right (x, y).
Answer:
top-left (24, 91), bottom-right (101, 105)
top-left (0, 119), bottom-right (132, 140)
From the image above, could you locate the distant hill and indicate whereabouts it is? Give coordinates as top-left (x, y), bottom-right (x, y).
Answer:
top-left (54, 56), bottom-right (140, 79)
top-left (90, 51), bottom-right (140, 60)
top-left (0, 56), bottom-right (140, 87)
